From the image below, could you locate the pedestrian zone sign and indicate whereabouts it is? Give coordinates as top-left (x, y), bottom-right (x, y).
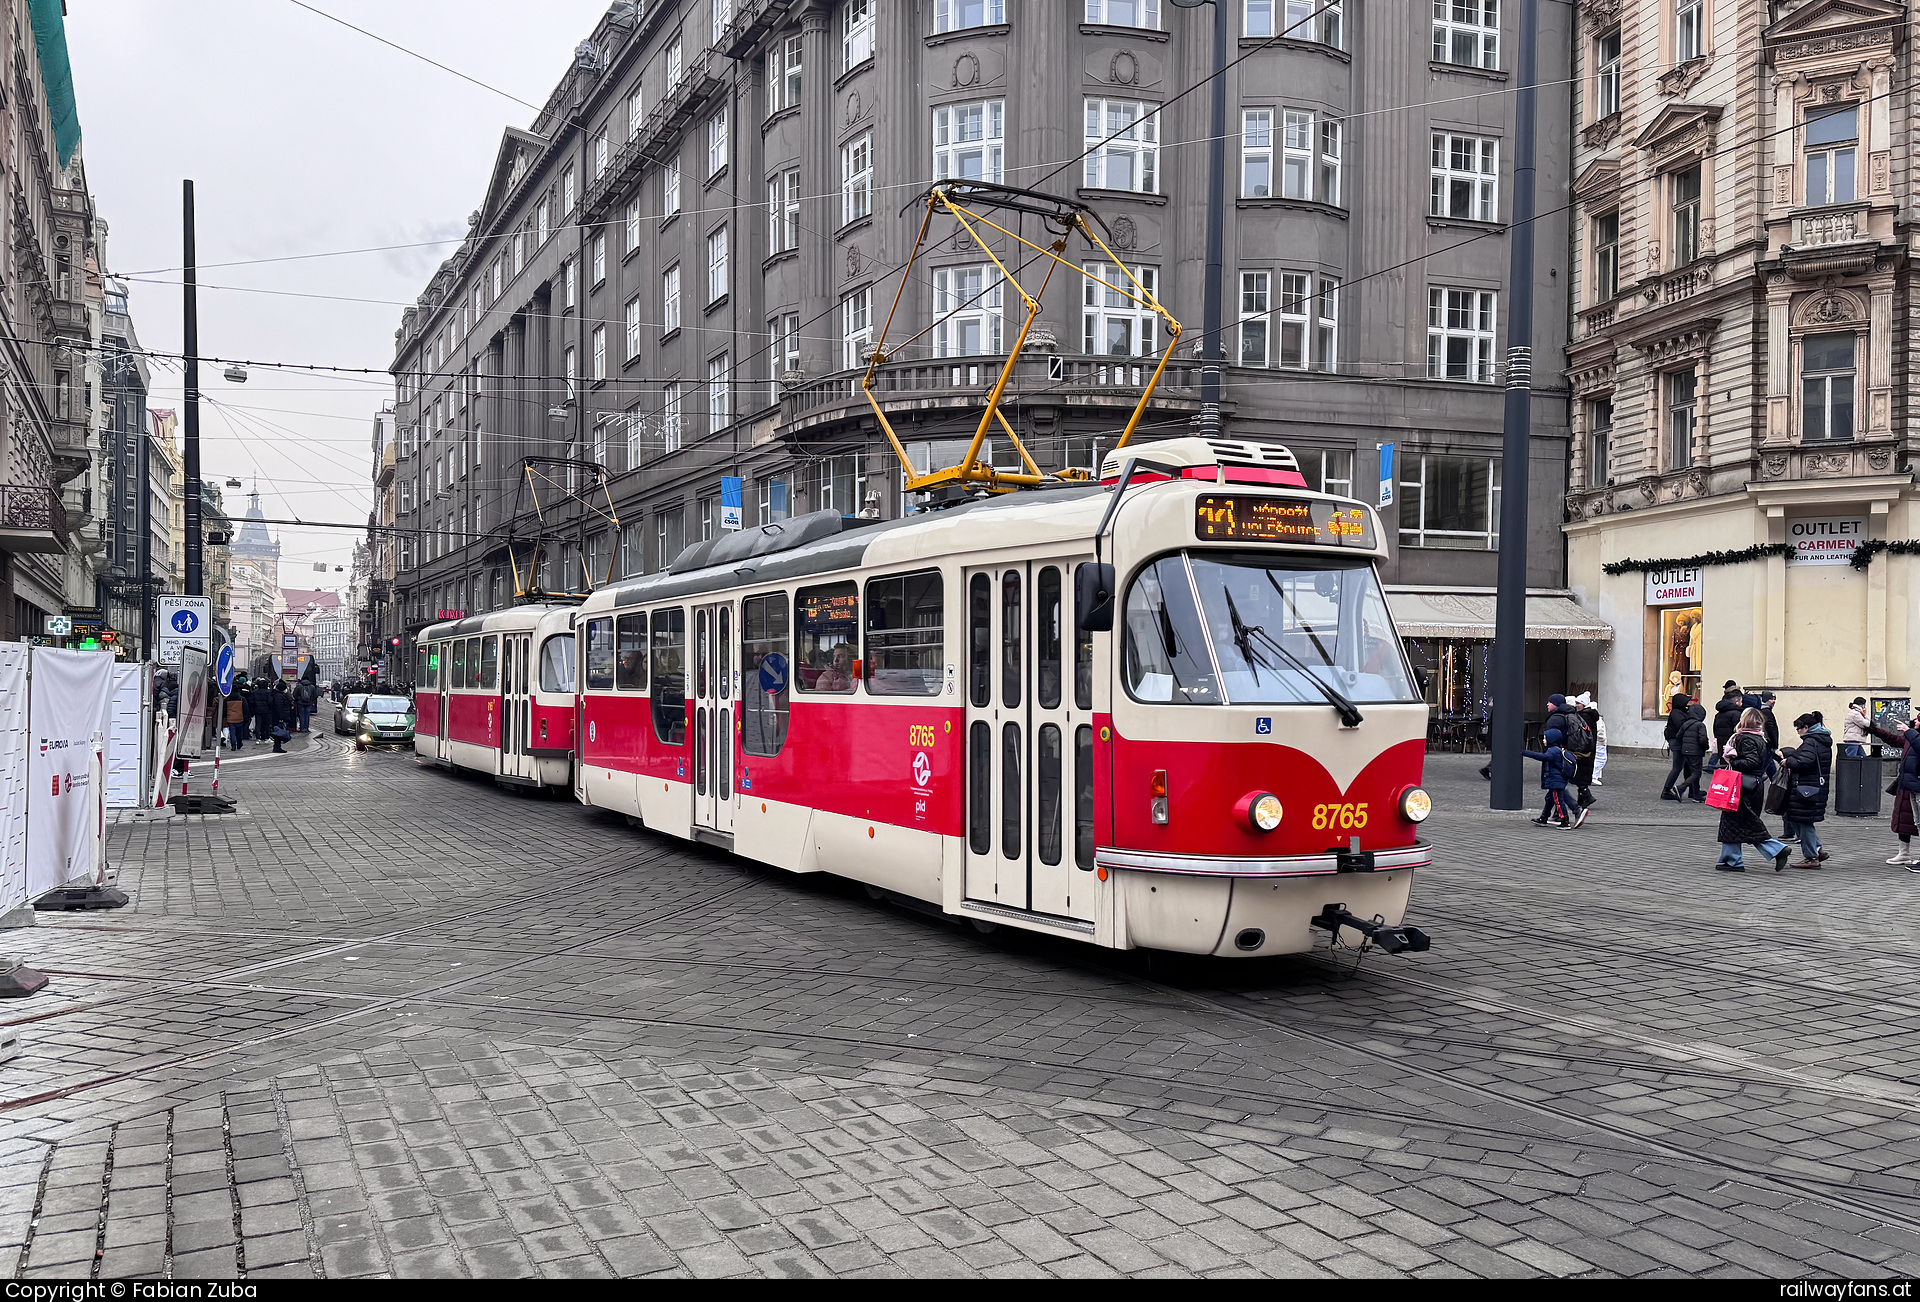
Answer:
top-left (156, 594), bottom-right (212, 667)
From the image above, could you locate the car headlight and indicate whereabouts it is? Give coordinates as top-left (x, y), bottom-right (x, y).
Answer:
top-left (1399, 786), bottom-right (1433, 823)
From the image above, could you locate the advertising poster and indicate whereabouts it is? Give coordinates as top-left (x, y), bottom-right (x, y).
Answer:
top-left (177, 645), bottom-right (211, 760)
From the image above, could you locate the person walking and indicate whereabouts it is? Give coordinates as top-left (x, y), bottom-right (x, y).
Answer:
top-left (1523, 728), bottom-right (1582, 828)
top-left (1867, 712), bottom-right (1919, 868)
top-left (1571, 693), bottom-right (1602, 809)
top-left (1674, 701), bottom-right (1709, 801)
top-left (251, 677), bottom-right (274, 741)
top-left (1715, 706), bottom-right (1793, 873)
top-left (223, 685), bottom-right (248, 752)
top-left (1781, 712), bottom-right (1833, 869)
top-left (1660, 691), bottom-right (1692, 800)
top-left (1759, 691), bottom-right (1782, 753)
top-left (1842, 697), bottom-right (1872, 759)
top-left (1710, 681), bottom-right (1744, 771)
top-left (269, 681), bottom-right (295, 753)
top-left (294, 677), bottom-right (317, 733)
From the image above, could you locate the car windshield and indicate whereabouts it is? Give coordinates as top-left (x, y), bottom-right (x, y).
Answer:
top-left (345, 695), bottom-right (369, 710)
top-left (1123, 550), bottom-right (1418, 705)
top-left (365, 696), bottom-right (411, 715)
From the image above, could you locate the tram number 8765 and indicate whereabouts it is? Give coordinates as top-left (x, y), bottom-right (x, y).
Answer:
top-left (1311, 802), bottom-right (1369, 830)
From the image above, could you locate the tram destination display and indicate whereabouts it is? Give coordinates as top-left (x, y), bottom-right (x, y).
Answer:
top-left (1194, 495), bottom-right (1377, 549)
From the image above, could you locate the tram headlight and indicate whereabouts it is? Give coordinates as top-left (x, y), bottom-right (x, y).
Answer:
top-left (1399, 786), bottom-right (1433, 823)
top-left (1233, 791), bottom-right (1283, 833)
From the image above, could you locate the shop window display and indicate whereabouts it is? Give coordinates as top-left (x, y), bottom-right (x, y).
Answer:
top-left (1660, 606), bottom-right (1703, 705)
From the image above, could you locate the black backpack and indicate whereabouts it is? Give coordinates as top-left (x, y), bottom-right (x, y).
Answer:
top-left (1558, 713), bottom-right (1594, 756)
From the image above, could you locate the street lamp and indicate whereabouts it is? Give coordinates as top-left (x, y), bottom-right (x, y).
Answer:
top-left (1166, 0), bottom-right (1228, 440)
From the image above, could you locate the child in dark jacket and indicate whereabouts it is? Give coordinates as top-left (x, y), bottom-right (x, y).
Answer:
top-left (1523, 727), bottom-right (1583, 828)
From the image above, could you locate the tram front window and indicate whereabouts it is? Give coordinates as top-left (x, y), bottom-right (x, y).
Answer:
top-left (1123, 551), bottom-right (1417, 706)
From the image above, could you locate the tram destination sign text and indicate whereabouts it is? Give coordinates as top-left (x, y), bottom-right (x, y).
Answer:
top-left (1194, 495), bottom-right (1376, 549)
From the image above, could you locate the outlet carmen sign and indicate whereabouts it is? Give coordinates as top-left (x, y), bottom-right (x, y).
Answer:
top-left (1787, 516), bottom-right (1866, 566)
top-left (1645, 565), bottom-right (1702, 607)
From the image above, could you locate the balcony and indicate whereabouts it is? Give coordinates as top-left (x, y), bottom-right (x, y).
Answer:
top-left (377, 442), bottom-right (395, 487)
top-left (719, 0), bottom-right (797, 58)
top-left (1580, 303), bottom-right (1615, 337)
top-left (0, 482), bottom-right (70, 553)
top-left (582, 48), bottom-right (726, 224)
top-left (1796, 203), bottom-right (1868, 250)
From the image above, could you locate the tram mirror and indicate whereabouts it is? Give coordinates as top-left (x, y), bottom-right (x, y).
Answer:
top-left (1076, 562), bottom-right (1116, 632)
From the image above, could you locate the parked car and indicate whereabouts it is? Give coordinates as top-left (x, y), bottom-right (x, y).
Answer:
top-left (334, 693), bottom-right (370, 736)
top-left (353, 695), bottom-right (416, 751)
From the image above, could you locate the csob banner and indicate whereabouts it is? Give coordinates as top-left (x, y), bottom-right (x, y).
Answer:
top-left (24, 646), bottom-right (114, 900)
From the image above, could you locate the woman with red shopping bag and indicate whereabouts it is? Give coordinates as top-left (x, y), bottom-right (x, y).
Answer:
top-left (1712, 708), bottom-right (1792, 873)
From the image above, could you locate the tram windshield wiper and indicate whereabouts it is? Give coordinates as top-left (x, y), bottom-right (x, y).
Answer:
top-left (1221, 587), bottom-right (1364, 728)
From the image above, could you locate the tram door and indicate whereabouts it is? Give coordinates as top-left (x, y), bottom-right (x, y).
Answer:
top-left (691, 602), bottom-right (737, 836)
top-left (436, 643), bottom-right (450, 760)
top-left (501, 634), bottom-right (532, 779)
top-left (964, 560), bottom-right (1093, 922)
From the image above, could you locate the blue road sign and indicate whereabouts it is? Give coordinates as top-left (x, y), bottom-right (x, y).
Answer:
top-left (171, 608), bottom-right (200, 634)
top-left (216, 645), bottom-right (235, 696)
top-left (759, 651), bottom-right (789, 695)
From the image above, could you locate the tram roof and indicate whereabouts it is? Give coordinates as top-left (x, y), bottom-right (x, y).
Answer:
top-left (420, 601), bottom-right (578, 642)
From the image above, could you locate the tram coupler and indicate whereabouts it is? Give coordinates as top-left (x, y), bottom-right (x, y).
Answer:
top-left (1311, 905), bottom-right (1431, 955)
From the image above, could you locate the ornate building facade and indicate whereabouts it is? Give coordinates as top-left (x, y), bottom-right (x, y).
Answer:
top-left (1564, 0), bottom-right (1917, 742)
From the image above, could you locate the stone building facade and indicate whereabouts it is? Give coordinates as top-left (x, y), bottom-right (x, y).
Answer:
top-left (388, 0), bottom-right (1582, 716)
top-left (1563, 0), bottom-right (1918, 743)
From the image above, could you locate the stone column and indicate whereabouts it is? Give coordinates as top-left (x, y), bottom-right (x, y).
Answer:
top-left (1765, 275), bottom-right (1791, 443)
top-left (1764, 505), bottom-right (1786, 685)
top-left (1868, 265), bottom-right (1894, 438)
top-left (1867, 500), bottom-right (1888, 687)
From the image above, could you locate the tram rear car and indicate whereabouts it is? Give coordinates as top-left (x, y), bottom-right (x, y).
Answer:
top-left (414, 604), bottom-right (577, 789)
top-left (566, 438), bottom-right (1431, 958)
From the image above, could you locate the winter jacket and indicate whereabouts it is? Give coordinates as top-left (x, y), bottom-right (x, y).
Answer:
top-left (1521, 744), bottom-right (1575, 791)
top-left (1717, 731), bottom-right (1774, 845)
top-left (295, 681), bottom-right (317, 708)
top-left (1781, 727), bottom-right (1832, 824)
top-left (1761, 707), bottom-right (1780, 753)
top-left (1677, 703), bottom-right (1709, 761)
top-left (270, 689), bottom-right (295, 726)
top-left (1844, 707), bottom-right (1873, 747)
top-left (1664, 698), bottom-right (1690, 752)
top-left (1544, 707), bottom-right (1583, 754)
top-left (1712, 695), bottom-right (1745, 750)
top-left (1573, 707), bottom-right (1602, 784)
top-left (224, 699), bottom-right (245, 725)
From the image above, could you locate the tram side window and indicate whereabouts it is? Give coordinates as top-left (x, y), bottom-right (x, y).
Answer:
top-left (419, 646), bottom-right (436, 691)
top-left (968, 720), bottom-right (991, 856)
top-left (585, 618), bottom-right (616, 691)
top-left (794, 582), bottom-right (858, 693)
top-left (1038, 566), bottom-right (1062, 710)
top-left (651, 608), bottom-right (688, 744)
top-left (864, 570), bottom-right (943, 696)
top-left (466, 637), bottom-right (483, 688)
top-left (1073, 563), bottom-right (1094, 711)
top-left (616, 613), bottom-right (648, 690)
top-left (1038, 723), bottom-right (1062, 865)
top-left (479, 636), bottom-right (499, 690)
top-left (539, 634), bottom-right (576, 694)
top-left (968, 573), bottom-right (990, 708)
top-left (741, 593), bottom-right (790, 758)
top-left (1075, 724), bottom-right (1094, 869)
top-left (451, 639), bottom-right (468, 690)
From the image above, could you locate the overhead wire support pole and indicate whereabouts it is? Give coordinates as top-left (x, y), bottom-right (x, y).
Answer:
top-left (182, 180), bottom-right (204, 597)
top-left (1489, 0), bottom-right (1539, 812)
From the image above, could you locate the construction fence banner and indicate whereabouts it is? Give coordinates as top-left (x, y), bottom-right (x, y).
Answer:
top-left (104, 662), bottom-right (150, 810)
top-left (0, 645), bottom-right (28, 914)
top-left (178, 645), bottom-right (211, 760)
top-left (24, 646), bottom-right (115, 900)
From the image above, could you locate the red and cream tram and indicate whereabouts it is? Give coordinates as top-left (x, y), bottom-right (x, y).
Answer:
top-left (415, 603), bottom-right (576, 789)
top-left (545, 436), bottom-right (1433, 958)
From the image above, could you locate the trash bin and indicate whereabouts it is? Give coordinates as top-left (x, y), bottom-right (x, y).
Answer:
top-left (1834, 754), bottom-right (1883, 817)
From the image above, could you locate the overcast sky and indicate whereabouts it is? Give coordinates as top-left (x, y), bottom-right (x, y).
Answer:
top-left (66, 0), bottom-right (609, 581)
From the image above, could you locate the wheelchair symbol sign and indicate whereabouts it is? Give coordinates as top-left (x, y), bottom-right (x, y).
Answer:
top-left (1255, 717), bottom-right (1272, 735)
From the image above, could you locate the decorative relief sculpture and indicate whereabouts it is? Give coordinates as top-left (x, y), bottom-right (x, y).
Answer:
top-left (953, 53), bottom-right (979, 88)
top-left (1110, 52), bottom-right (1138, 85)
top-left (1763, 452), bottom-right (1789, 479)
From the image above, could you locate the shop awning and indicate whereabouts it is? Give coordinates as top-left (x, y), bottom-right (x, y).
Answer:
top-left (1387, 591), bottom-right (1614, 642)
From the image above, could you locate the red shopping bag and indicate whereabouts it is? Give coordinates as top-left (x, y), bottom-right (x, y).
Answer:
top-left (1705, 766), bottom-right (1742, 811)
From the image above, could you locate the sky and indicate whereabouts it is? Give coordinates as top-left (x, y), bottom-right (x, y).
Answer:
top-left (65, 0), bottom-right (610, 581)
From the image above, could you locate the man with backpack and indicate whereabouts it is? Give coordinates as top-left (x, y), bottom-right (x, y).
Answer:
top-left (294, 677), bottom-right (318, 733)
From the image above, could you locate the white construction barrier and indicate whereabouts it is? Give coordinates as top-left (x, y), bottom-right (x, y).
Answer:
top-left (0, 645), bottom-right (29, 915)
top-left (24, 647), bottom-right (115, 901)
top-left (104, 663), bottom-right (151, 810)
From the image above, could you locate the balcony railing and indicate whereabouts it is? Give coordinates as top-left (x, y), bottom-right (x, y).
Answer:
top-left (0, 482), bottom-right (70, 554)
top-left (782, 354), bottom-right (1204, 426)
top-left (1796, 204), bottom-right (1868, 249)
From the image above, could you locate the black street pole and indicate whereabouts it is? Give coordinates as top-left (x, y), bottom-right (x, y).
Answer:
top-left (1489, 0), bottom-right (1539, 810)
top-left (136, 378), bottom-right (153, 654)
top-left (1170, 0), bottom-right (1227, 439)
top-left (182, 180), bottom-right (203, 598)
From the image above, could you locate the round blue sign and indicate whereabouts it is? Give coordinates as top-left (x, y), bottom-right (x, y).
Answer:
top-left (758, 652), bottom-right (789, 695)
top-left (170, 609), bottom-right (199, 633)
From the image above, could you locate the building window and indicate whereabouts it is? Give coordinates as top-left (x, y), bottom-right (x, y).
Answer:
top-left (1242, 110), bottom-right (1272, 197)
top-left (537, 197), bottom-right (550, 245)
top-left (564, 346), bottom-right (577, 401)
top-left (1592, 211), bottom-right (1619, 303)
top-left (592, 420), bottom-right (608, 472)
top-left (1307, 448), bottom-right (1354, 497)
top-left (842, 134), bottom-right (873, 223)
top-left (593, 133), bottom-right (609, 180)
top-left (620, 519), bottom-right (645, 576)
top-left (625, 199), bottom-right (641, 254)
top-left (563, 259), bottom-right (576, 309)
top-left (933, 101), bottom-right (1005, 184)
top-left (1320, 119), bottom-right (1342, 205)
top-left (667, 38), bottom-right (683, 87)
top-left (664, 265), bottom-right (682, 332)
top-left (1433, 0), bottom-right (1499, 69)
top-left (844, 0), bottom-right (874, 69)
top-left (1666, 369), bottom-right (1697, 469)
top-left (1426, 287), bottom-right (1497, 383)
top-left (933, 266), bottom-right (1003, 357)
top-left (590, 233), bottom-right (606, 287)
top-left (770, 169), bottom-right (801, 251)
top-left (624, 297), bottom-right (641, 360)
top-left (1281, 109), bottom-right (1314, 199)
top-left (1086, 0), bottom-right (1160, 27)
top-left (759, 475), bottom-right (790, 523)
top-left (707, 226), bottom-right (729, 303)
top-left (1801, 333), bottom-right (1856, 442)
top-left (624, 406), bottom-right (642, 469)
top-left (1589, 397), bottom-right (1612, 484)
top-left (936, 0), bottom-right (1004, 32)
top-left (1804, 106), bottom-right (1857, 207)
top-left (844, 288), bottom-right (873, 369)
top-left (628, 84), bottom-right (644, 139)
top-left (1248, 1), bottom-right (1341, 44)
top-left (1595, 27), bottom-right (1621, 119)
top-left (1431, 133), bottom-right (1499, 221)
top-left (591, 325), bottom-right (607, 381)
top-left (491, 259), bottom-right (502, 299)
top-left (665, 157), bottom-right (682, 216)
top-left (709, 354), bottom-right (730, 429)
top-left (1676, 0), bottom-right (1703, 62)
top-left (1670, 163), bottom-right (1702, 265)
top-left (707, 107), bottom-right (728, 177)
top-left (1082, 262), bottom-right (1159, 356)
top-left (1269, 272), bottom-right (1337, 370)
top-left (771, 313), bottom-right (800, 403)
top-left (1083, 99), bottom-right (1159, 194)
top-left (1238, 271), bottom-right (1270, 366)
top-left (713, 0), bottom-right (732, 43)
top-left (767, 34), bottom-right (801, 114)
top-left (563, 168), bottom-right (576, 214)
top-left (663, 382), bottom-right (684, 453)
top-left (1399, 454), bottom-right (1500, 550)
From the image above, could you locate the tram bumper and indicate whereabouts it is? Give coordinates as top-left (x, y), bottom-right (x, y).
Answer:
top-left (1100, 845), bottom-right (1429, 958)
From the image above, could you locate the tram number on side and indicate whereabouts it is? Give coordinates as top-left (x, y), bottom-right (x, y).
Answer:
top-left (908, 724), bottom-right (938, 748)
top-left (1310, 802), bottom-right (1369, 831)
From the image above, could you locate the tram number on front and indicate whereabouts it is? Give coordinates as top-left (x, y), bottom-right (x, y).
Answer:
top-left (1311, 801), bottom-right (1368, 830)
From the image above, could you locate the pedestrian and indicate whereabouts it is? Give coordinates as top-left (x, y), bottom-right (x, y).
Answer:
top-left (1660, 691), bottom-right (1692, 800)
top-left (1710, 680), bottom-right (1744, 771)
top-left (251, 677), bottom-right (274, 741)
top-left (1591, 701), bottom-right (1610, 787)
top-left (1571, 692), bottom-right (1602, 808)
top-left (1674, 701), bottom-right (1709, 801)
top-left (270, 681), bottom-right (295, 753)
top-left (294, 677), bottom-right (317, 733)
top-left (1523, 727), bottom-right (1583, 828)
top-left (1759, 690), bottom-right (1782, 753)
top-left (1866, 712), bottom-right (1919, 869)
top-left (1714, 706), bottom-right (1793, 873)
top-left (1842, 697), bottom-right (1872, 759)
top-left (1781, 712), bottom-right (1833, 869)
top-left (223, 688), bottom-right (248, 752)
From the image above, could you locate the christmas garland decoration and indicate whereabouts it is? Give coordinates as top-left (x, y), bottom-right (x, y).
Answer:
top-left (1848, 539), bottom-right (1920, 571)
top-left (1600, 544), bottom-right (1793, 576)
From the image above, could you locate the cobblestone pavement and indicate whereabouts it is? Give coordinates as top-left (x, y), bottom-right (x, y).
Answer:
top-left (5, 721), bottom-right (1920, 1279)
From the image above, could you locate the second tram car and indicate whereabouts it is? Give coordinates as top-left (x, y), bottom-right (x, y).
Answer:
top-left (415, 603), bottom-right (577, 789)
